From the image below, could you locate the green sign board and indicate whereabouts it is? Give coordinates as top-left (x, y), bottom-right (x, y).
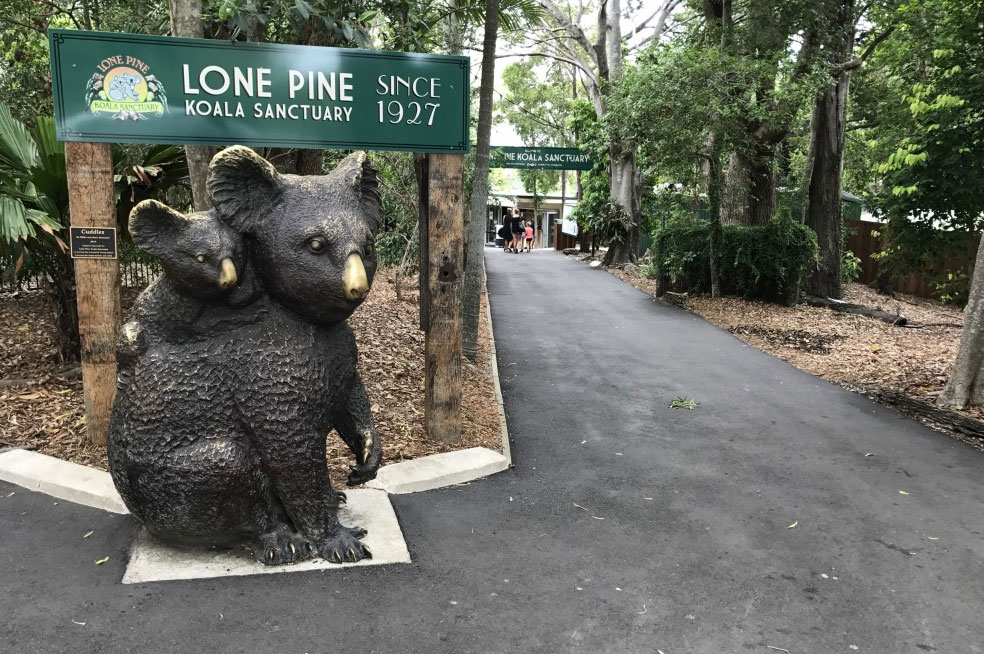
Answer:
top-left (490, 146), bottom-right (592, 171)
top-left (48, 29), bottom-right (469, 153)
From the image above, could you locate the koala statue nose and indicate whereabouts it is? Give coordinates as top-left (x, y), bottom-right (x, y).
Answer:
top-left (218, 258), bottom-right (238, 289)
top-left (343, 253), bottom-right (369, 301)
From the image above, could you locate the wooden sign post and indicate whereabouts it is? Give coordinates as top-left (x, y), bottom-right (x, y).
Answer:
top-left (50, 29), bottom-right (470, 449)
top-left (64, 142), bottom-right (120, 446)
top-left (424, 154), bottom-right (465, 445)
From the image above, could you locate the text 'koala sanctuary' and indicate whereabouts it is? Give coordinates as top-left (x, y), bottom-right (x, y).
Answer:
top-left (182, 64), bottom-right (445, 125)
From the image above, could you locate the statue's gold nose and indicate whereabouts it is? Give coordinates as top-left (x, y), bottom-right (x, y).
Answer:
top-left (343, 253), bottom-right (369, 301)
top-left (218, 258), bottom-right (238, 289)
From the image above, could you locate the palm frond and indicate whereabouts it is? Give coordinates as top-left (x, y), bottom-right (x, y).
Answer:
top-left (0, 104), bottom-right (39, 174)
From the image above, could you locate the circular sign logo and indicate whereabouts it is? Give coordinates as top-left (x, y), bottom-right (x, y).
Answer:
top-left (85, 60), bottom-right (167, 121)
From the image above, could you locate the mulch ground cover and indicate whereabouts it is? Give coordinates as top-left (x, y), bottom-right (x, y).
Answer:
top-left (0, 270), bottom-right (502, 487)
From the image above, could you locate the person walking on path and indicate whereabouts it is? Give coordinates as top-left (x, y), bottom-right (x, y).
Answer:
top-left (524, 221), bottom-right (534, 252)
top-left (510, 208), bottom-right (525, 254)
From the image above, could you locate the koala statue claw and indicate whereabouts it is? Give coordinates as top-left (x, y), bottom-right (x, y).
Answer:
top-left (109, 146), bottom-right (384, 565)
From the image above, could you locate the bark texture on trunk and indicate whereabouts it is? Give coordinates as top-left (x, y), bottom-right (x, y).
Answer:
top-left (461, 0), bottom-right (500, 361)
top-left (415, 154), bottom-right (430, 331)
top-left (721, 143), bottom-right (776, 226)
top-left (707, 146), bottom-right (723, 298)
top-left (721, 151), bottom-right (750, 226)
top-left (600, 0), bottom-right (640, 266)
top-left (939, 238), bottom-right (984, 408)
top-left (66, 142), bottom-right (120, 447)
top-left (48, 270), bottom-right (80, 362)
top-left (424, 154), bottom-right (464, 444)
top-left (603, 143), bottom-right (640, 265)
top-left (804, 0), bottom-right (855, 299)
top-left (169, 0), bottom-right (214, 210)
top-left (747, 143), bottom-right (776, 225)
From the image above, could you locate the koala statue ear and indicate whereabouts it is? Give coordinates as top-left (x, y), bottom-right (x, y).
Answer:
top-left (335, 151), bottom-right (383, 235)
top-left (129, 200), bottom-right (188, 258)
top-left (206, 145), bottom-right (283, 233)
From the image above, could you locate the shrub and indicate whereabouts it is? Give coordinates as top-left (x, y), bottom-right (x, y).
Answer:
top-left (841, 250), bottom-right (862, 284)
top-left (655, 215), bottom-right (818, 305)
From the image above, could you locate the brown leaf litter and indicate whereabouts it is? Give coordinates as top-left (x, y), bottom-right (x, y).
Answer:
top-left (0, 271), bottom-right (502, 489)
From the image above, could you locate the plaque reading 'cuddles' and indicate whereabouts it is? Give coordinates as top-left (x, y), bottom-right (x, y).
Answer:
top-left (108, 146), bottom-right (383, 565)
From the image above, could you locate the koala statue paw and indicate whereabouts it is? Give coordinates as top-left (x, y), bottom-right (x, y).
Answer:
top-left (317, 525), bottom-right (371, 564)
top-left (252, 528), bottom-right (313, 566)
top-left (346, 447), bottom-right (382, 487)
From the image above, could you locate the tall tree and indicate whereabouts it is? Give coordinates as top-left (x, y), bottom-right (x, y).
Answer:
top-left (803, 1), bottom-right (894, 298)
top-left (516, 0), bottom-right (680, 264)
top-left (461, 0), bottom-right (501, 360)
top-left (170, 0), bottom-right (214, 209)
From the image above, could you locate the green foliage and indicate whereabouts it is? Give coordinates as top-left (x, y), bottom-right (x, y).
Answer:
top-left (656, 213), bottom-right (818, 305)
top-left (841, 250), bottom-right (862, 284)
top-left (209, 0), bottom-right (376, 47)
top-left (861, 0), bottom-right (984, 299)
top-left (569, 100), bottom-right (610, 231)
top-left (669, 397), bottom-right (699, 410)
top-left (0, 105), bottom-right (70, 279)
top-left (372, 151), bottom-right (419, 272)
top-left (870, 219), bottom-right (977, 305)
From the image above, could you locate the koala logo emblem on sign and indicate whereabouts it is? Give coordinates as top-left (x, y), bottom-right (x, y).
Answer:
top-left (84, 57), bottom-right (168, 121)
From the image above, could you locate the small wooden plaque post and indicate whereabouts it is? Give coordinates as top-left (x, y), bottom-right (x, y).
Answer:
top-left (424, 153), bottom-right (465, 445)
top-left (65, 141), bottom-right (120, 447)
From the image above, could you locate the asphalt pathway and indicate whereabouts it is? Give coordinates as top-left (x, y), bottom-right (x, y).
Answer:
top-left (3, 248), bottom-right (984, 653)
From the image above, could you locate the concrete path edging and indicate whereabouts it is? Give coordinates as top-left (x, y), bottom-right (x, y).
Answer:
top-left (0, 448), bottom-right (127, 513)
top-left (485, 271), bottom-right (512, 463)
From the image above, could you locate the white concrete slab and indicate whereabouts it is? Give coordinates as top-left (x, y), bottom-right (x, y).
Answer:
top-left (0, 449), bottom-right (128, 514)
top-left (121, 489), bottom-right (409, 584)
top-left (365, 447), bottom-right (509, 495)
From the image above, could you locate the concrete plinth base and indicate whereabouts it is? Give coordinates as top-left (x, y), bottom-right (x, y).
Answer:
top-left (121, 489), bottom-right (410, 584)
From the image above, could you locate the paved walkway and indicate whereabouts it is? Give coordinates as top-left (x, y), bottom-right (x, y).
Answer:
top-left (3, 249), bottom-right (984, 653)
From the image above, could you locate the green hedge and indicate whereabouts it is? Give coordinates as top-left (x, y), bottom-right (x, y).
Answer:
top-left (655, 215), bottom-right (818, 305)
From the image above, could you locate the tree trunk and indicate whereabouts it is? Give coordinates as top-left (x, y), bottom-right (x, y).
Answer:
top-left (939, 238), bottom-right (984, 408)
top-left (47, 268), bottom-right (80, 362)
top-left (600, 0), bottom-right (640, 266)
top-left (722, 142), bottom-right (776, 226)
top-left (169, 0), bottom-right (214, 211)
top-left (804, 0), bottom-right (855, 299)
top-left (461, 0), bottom-right (500, 361)
top-left (720, 151), bottom-right (750, 226)
top-left (295, 148), bottom-right (324, 175)
top-left (707, 146), bottom-right (723, 298)
top-left (603, 143), bottom-right (639, 265)
top-left (415, 153), bottom-right (430, 332)
top-left (747, 142), bottom-right (777, 225)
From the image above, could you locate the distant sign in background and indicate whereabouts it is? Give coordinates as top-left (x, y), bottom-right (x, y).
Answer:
top-left (490, 146), bottom-right (592, 171)
top-left (49, 29), bottom-right (470, 153)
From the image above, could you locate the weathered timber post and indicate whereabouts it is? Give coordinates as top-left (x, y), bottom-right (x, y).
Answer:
top-left (169, 0), bottom-right (214, 210)
top-left (415, 153), bottom-right (430, 332)
top-left (65, 142), bottom-right (120, 446)
top-left (425, 153), bottom-right (465, 444)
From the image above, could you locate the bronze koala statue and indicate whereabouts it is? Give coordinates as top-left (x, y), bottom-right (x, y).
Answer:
top-left (118, 202), bottom-right (261, 367)
top-left (109, 146), bottom-right (383, 565)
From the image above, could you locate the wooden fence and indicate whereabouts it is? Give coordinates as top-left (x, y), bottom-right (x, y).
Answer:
top-left (844, 219), bottom-right (977, 299)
